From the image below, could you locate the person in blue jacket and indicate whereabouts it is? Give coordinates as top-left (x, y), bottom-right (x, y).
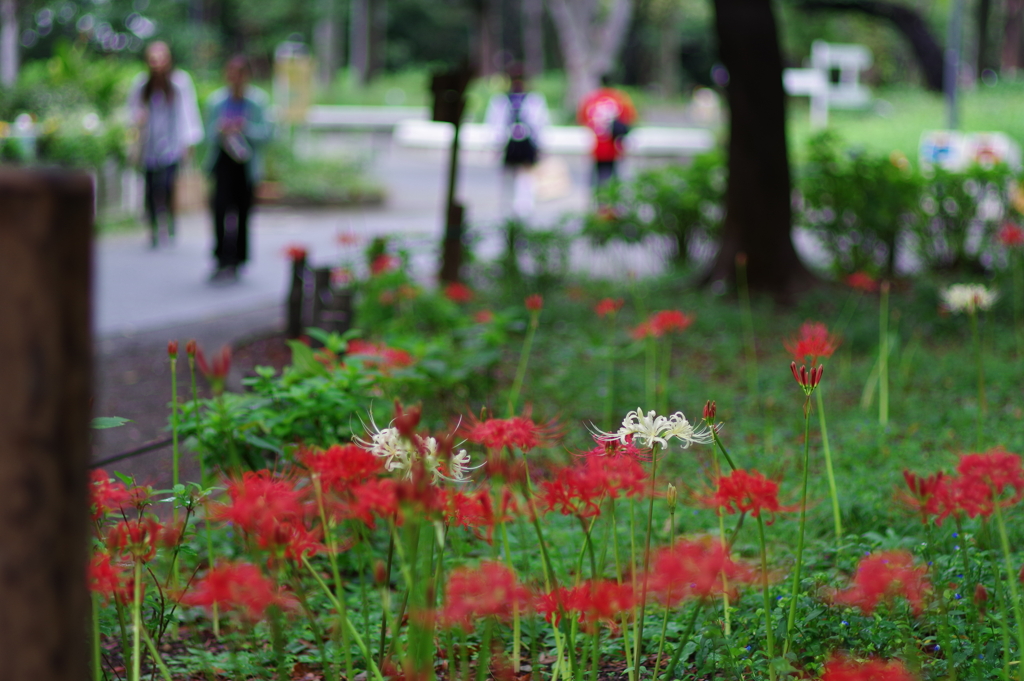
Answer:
top-left (204, 55), bottom-right (272, 282)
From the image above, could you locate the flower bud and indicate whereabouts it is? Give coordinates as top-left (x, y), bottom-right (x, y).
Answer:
top-left (373, 560), bottom-right (388, 587)
top-left (185, 339), bottom-right (197, 357)
top-left (666, 484), bottom-right (677, 512)
top-left (525, 294), bottom-right (543, 312)
top-left (393, 400), bottom-right (422, 439)
top-left (167, 340), bottom-right (178, 358)
top-left (703, 400), bottom-right (716, 423)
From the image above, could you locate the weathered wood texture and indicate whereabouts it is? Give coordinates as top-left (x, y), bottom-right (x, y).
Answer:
top-left (0, 169), bottom-right (93, 681)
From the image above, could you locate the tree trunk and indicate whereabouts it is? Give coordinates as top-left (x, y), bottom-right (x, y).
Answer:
top-left (705, 0), bottom-right (815, 300)
top-left (522, 0), bottom-right (545, 77)
top-left (368, 0), bottom-right (387, 80)
top-left (475, 0), bottom-right (498, 76)
top-left (314, 0), bottom-right (340, 87)
top-left (657, 4), bottom-right (682, 96)
top-left (799, 0), bottom-right (944, 92)
top-left (0, 168), bottom-right (92, 681)
top-left (0, 0), bottom-right (18, 88)
top-left (976, 0), bottom-right (991, 75)
top-left (1003, 0), bottom-right (1024, 74)
top-left (546, 0), bottom-right (634, 109)
top-left (349, 0), bottom-right (369, 85)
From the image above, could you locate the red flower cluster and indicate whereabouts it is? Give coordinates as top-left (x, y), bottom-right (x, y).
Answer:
top-left (183, 561), bottom-right (296, 621)
top-left (901, 450), bottom-right (1024, 524)
top-left (298, 444), bottom-right (383, 494)
top-left (196, 344), bottom-right (232, 392)
top-left (474, 309), bottom-right (495, 324)
top-left (444, 282), bottom-right (474, 303)
top-left (580, 433), bottom-right (650, 462)
top-left (370, 254), bottom-right (400, 275)
top-left (785, 322), bottom-right (840, 365)
top-left (645, 538), bottom-right (756, 606)
top-left (444, 487), bottom-right (517, 543)
top-left (439, 562), bottom-right (530, 630)
top-left (845, 271), bottom-right (880, 293)
top-left (346, 339), bottom-right (414, 369)
top-left (107, 518), bottom-right (164, 562)
top-left (536, 580), bottom-right (635, 629)
top-left (818, 655), bottom-right (917, 681)
top-left (898, 470), bottom-right (948, 523)
top-left (831, 550), bottom-right (930, 616)
top-left (540, 457), bottom-right (648, 518)
top-left (462, 415), bottom-right (553, 452)
top-left (703, 469), bottom-right (789, 519)
top-left (998, 222), bottom-right (1024, 248)
top-left (283, 244), bottom-right (308, 261)
top-left (90, 469), bottom-right (131, 521)
top-left (525, 294), bottom-right (544, 312)
top-left (594, 298), bottom-right (624, 317)
top-left (89, 551), bottom-right (130, 604)
top-left (632, 310), bottom-right (694, 340)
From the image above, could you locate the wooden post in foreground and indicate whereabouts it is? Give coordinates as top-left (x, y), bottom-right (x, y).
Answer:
top-left (0, 168), bottom-right (93, 680)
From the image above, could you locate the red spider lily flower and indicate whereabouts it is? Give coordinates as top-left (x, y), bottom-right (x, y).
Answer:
top-left (702, 469), bottom-right (791, 519)
top-left (392, 400), bottom-right (422, 439)
top-left (89, 552), bottom-right (130, 604)
top-left (283, 244), bottom-right (308, 261)
top-left (474, 309), bottom-right (495, 324)
top-left (703, 400), bottom-right (716, 423)
top-left (785, 322), bottom-right (840, 365)
top-left (595, 298), bottom-right (624, 317)
top-left (462, 414), bottom-right (556, 452)
top-left (258, 520), bottom-right (325, 562)
top-left (90, 469), bottom-right (131, 521)
top-left (998, 222), bottom-right (1024, 248)
top-left (845, 271), bottom-right (880, 293)
top-left (525, 294), bottom-right (544, 311)
top-left (831, 550), bottom-right (930, 616)
top-left (439, 562), bottom-right (531, 630)
top-left (645, 538), bottom-right (756, 606)
top-left (107, 518), bottom-right (164, 562)
top-left (818, 656), bottom-right (917, 681)
top-left (817, 655), bottom-right (917, 681)
top-left (298, 444), bottom-right (383, 492)
top-left (540, 458), bottom-right (648, 518)
top-left (445, 487), bottom-right (517, 543)
top-left (537, 580), bottom-right (635, 630)
top-left (183, 561), bottom-right (297, 622)
top-left (632, 310), bottom-right (694, 339)
top-left (167, 340), bottom-right (178, 358)
top-left (370, 254), bottom-right (400, 275)
top-left (897, 470), bottom-right (948, 524)
top-left (444, 282), bottom-right (474, 303)
top-left (346, 339), bottom-right (414, 369)
top-left (791, 362), bottom-right (824, 393)
top-left (579, 433), bottom-right (650, 462)
top-left (956, 449), bottom-right (1024, 503)
top-left (212, 470), bottom-right (305, 537)
top-left (195, 344), bottom-right (232, 394)
top-left (345, 478), bottom-right (399, 527)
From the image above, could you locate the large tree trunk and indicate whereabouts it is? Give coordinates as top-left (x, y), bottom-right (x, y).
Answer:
top-left (799, 0), bottom-right (944, 92)
top-left (349, 0), bottom-right (369, 85)
top-left (0, 169), bottom-right (92, 681)
top-left (1003, 0), bottom-right (1024, 74)
top-left (314, 0), bottom-right (341, 87)
top-left (474, 0), bottom-right (499, 76)
top-left (705, 0), bottom-right (815, 300)
top-left (522, 0), bottom-right (545, 77)
top-left (976, 0), bottom-right (991, 75)
top-left (546, 0), bottom-right (633, 109)
top-left (0, 0), bottom-right (18, 88)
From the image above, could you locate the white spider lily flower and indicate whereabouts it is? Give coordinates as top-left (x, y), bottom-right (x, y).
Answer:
top-left (942, 284), bottom-right (998, 314)
top-left (592, 407), bottom-right (713, 450)
top-left (355, 419), bottom-right (474, 483)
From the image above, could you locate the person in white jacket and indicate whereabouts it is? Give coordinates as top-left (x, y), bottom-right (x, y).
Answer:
top-left (484, 65), bottom-right (549, 221)
top-left (127, 41), bottom-right (204, 248)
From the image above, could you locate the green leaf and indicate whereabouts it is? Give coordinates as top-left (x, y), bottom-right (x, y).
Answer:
top-left (286, 339), bottom-right (330, 378)
top-left (91, 416), bottom-right (131, 429)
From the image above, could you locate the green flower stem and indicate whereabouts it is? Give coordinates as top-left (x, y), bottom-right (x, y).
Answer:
top-left (633, 446), bottom-right (660, 674)
top-left (658, 337), bottom-right (671, 416)
top-left (783, 396), bottom-right (813, 657)
top-left (661, 600), bottom-right (704, 680)
top-left (499, 519), bottom-right (522, 672)
top-left (815, 386), bottom-right (843, 543)
top-left (991, 501), bottom-right (1024, 677)
top-left (756, 515), bottom-right (776, 681)
top-left (710, 434), bottom-right (733, 636)
top-left (139, 621), bottom-right (173, 681)
top-left (189, 355), bottom-right (219, 637)
top-left (609, 499), bottom-right (635, 676)
top-left (114, 598), bottom-right (131, 677)
top-left (583, 521), bottom-right (601, 681)
top-left (378, 526), bottom-right (396, 666)
top-left (628, 499), bottom-right (640, 681)
top-left (1013, 252), bottom-right (1024, 359)
top-left (879, 281), bottom-right (890, 427)
top-left (92, 592), bottom-right (103, 681)
top-left (651, 504), bottom-right (676, 680)
top-left (736, 253), bottom-right (761, 415)
top-left (710, 426), bottom-right (738, 472)
top-left (954, 516), bottom-right (980, 655)
top-left (131, 559), bottom-right (143, 681)
top-left (507, 310), bottom-right (540, 417)
top-left (983, 520), bottom-right (1012, 681)
top-left (476, 618), bottom-right (495, 681)
top-left (303, 555), bottom-right (386, 681)
top-left (970, 309), bottom-right (986, 448)
top-left (312, 476), bottom-right (354, 681)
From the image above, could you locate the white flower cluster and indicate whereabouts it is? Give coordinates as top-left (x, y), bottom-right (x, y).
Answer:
top-left (942, 284), bottom-right (998, 314)
top-left (355, 422), bottom-right (472, 483)
top-left (594, 407), bottom-right (713, 450)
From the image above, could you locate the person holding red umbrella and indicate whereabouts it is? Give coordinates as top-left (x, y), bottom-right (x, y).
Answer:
top-left (578, 76), bottom-right (637, 188)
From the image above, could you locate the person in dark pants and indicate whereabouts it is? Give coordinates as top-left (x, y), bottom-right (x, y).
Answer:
top-left (203, 55), bottom-right (272, 283)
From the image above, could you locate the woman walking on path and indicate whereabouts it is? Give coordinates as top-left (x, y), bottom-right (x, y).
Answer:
top-left (203, 55), bottom-right (272, 283)
top-left (127, 41), bottom-right (204, 248)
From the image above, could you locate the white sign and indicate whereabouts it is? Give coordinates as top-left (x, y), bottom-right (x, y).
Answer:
top-left (784, 40), bottom-right (873, 128)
